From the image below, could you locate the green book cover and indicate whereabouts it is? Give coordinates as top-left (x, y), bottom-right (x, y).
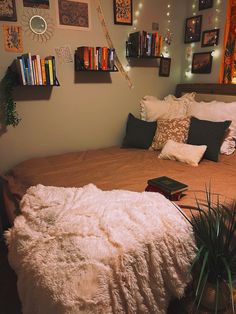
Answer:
top-left (147, 176), bottom-right (188, 194)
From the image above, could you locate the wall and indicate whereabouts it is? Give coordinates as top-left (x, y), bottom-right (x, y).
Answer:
top-left (0, 0), bottom-right (186, 172)
top-left (181, 0), bottom-right (227, 83)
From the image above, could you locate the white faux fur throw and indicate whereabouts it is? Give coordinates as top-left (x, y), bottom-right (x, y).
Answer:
top-left (5, 184), bottom-right (196, 314)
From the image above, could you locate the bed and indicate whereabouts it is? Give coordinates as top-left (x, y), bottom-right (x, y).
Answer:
top-left (1, 83), bottom-right (236, 314)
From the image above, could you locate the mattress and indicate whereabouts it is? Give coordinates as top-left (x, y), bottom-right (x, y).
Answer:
top-left (1, 146), bottom-right (236, 224)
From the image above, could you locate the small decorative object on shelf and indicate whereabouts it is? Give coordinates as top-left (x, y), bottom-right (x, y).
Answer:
top-left (126, 31), bottom-right (163, 58)
top-left (74, 46), bottom-right (118, 72)
top-left (15, 53), bottom-right (60, 86)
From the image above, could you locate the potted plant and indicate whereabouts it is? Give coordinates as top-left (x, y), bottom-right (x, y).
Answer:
top-left (175, 189), bottom-right (236, 313)
top-left (1, 63), bottom-right (21, 127)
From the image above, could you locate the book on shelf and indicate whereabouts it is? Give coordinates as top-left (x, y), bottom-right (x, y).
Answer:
top-left (75, 46), bottom-right (116, 71)
top-left (147, 176), bottom-right (188, 195)
top-left (127, 31), bottom-right (163, 57)
top-left (16, 57), bottom-right (26, 85)
top-left (15, 53), bottom-right (57, 86)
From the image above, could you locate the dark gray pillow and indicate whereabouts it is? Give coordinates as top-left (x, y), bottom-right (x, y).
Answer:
top-left (122, 113), bottom-right (157, 149)
top-left (187, 117), bottom-right (231, 162)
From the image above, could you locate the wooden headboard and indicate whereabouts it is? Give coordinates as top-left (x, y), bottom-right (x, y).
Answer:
top-left (175, 83), bottom-right (236, 97)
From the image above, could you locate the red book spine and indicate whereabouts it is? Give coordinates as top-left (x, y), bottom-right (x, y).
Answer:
top-left (145, 185), bottom-right (183, 201)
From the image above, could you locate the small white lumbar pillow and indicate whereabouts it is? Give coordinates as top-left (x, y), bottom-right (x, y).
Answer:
top-left (159, 139), bottom-right (207, 166)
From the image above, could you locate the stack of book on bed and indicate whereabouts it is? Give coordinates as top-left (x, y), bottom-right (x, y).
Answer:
top-left (145, 176), bottom-right (188, 201)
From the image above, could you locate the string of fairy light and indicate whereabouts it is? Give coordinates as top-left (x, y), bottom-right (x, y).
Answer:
top-left (185, 0), bottom-right (222, 79)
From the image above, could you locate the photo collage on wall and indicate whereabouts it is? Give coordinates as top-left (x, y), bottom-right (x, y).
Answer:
top-left (184, 0), bottom-right (219, 74)
top-left (0, 0), bottom-right (92, 53)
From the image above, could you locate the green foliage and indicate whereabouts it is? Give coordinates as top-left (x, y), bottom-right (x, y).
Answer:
top-left (188, 190), bottom-right (236, 313)
top-left (1, 65), bottom-right (21, 127)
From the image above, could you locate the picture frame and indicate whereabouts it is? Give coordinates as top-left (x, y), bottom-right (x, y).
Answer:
top-left (3, 24), bottom-right (23, 53)
top-left (191, 52), bottom-right (213, 74)
top-left (113, 0), bottom-right (132, 25)
top-left (184, 15), bottom-right (202, 44)
top-left (159, 57), bottom-right (171, 77)
top-left (23, 0), bottom-right (50, 9)
top-left (201, 28), bottom-right (219, 47)
top-left (56, 0), bottom-right (91, 31)
top-left (0, 0), bottom-right (17, 21)
top-left (199, 0), bottom-right (213, 11)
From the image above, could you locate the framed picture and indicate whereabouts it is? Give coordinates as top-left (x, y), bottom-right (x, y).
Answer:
top-left (201, 28), bottom-right (219, 47)
top-left (184, 15), bottom-right (202, 44)
top-left (23, 0), bottom-right (50, 9)
top-left (113, 0), bottom-right (132, 25)
top-left (159, 57), bottom-right (171, 77)
top-left (3, 24), bottom-right (23, 53)
top-left (56, 0), bottom-right (91, 30)
top-left (191, 52), bottom-right (213, 74)
top-left (0, 0), bottom-right (17, 21)
top-left (199, 0), bottom-right (213, 10)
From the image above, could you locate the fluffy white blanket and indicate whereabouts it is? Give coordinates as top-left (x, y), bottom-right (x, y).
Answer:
top-left (5, 184), bottom-right (196, 314)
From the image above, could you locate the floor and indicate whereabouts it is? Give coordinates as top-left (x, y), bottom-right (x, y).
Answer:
top-left (0, 239), bottom-right (233, 314)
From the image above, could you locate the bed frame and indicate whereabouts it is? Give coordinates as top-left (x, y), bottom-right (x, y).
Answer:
top-left (175, 83), bottom-right (236, 97)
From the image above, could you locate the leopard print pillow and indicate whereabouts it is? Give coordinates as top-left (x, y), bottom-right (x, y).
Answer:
top-left (151, 117), bottom-right (190, 150)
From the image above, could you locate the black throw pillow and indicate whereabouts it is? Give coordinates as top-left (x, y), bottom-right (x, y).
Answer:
top-left (122, 113), bottom-right (157, 149)
top-left (187, 117), bottom-right (231, 162)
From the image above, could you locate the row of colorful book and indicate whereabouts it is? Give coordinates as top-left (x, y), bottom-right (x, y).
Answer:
top-left (16, 53), bottom-right (57, 86)
top-left (75, 46), bottom-right (116, 71)
top-left (127, 31), bottom-right (163, 58)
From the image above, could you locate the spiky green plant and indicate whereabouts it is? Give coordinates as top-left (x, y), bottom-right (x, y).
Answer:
top-left (174, 189), bottom-right (236, 313)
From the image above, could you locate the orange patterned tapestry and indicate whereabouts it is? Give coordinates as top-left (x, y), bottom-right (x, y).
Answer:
top-left (219, 0), bottom-right (236, 83)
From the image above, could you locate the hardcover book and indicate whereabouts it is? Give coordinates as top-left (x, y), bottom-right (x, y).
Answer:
top-left (147, 176), bottom-right (188, 195)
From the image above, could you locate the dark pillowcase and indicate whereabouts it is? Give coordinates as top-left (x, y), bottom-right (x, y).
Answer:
top-left (122, 113), bottom-right (157, 149)
top-left (187, 117), bottom-right (231, 162)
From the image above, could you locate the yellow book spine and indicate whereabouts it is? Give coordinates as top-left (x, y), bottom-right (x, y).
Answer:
top-left (48, 59), bottom-right (53, 85)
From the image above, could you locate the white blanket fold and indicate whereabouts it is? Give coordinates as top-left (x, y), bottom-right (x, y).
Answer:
top-left (5, 184), bottom-right (195, 314)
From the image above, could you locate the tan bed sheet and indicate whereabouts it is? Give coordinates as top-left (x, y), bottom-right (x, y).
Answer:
top-left (2, 146), bottom-right (236, 224)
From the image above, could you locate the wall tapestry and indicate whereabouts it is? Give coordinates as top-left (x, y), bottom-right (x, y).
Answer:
top-left (3, 24), bottom-right (23, 52)
top-left (219, 0), bottom-right (236, 83)
top-left (56, 0), bottom-right (91, 30)
top-left (0, 0), bottom-right (17, 21)
top-left (23, 0), bottom-right (50, 9)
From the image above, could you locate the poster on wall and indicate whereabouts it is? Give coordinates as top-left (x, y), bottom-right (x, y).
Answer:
top-left (56, 0), bottom-right (91, 30)
top-left (0, 0), bottom-right (17, 21)
top-left (113, 0), bottom-right (133, 25)
top-left (3, 24), bottom-right (23, 52)
top-left (23, 0), bottom-right (50, 9)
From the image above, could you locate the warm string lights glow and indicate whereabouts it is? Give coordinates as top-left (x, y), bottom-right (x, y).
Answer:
top-left (133, 2), bottom-right (143, 31)
top-left (162, 3), bottom-right (173, 58)
top-left (185, 0), bottom-right (222, 79)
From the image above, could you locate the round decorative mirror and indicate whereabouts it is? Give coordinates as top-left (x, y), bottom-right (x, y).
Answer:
top-left (29, 15), bottom-right (47, 35)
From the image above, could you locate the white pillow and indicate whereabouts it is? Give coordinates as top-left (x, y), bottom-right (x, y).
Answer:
top-left (188, 100), bottom-right (236, 155)
top-left (140, 93), bottom-right (194, 121)
top-left (159, 140), bottom-right (207, 166)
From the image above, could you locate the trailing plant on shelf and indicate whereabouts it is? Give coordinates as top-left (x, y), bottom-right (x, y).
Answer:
top-left (175, 189), bottom-right (236, 313)
top-left (1, 64), bottom-right (21, 127)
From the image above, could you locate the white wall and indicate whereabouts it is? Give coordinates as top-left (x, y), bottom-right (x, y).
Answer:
top-left (0, 0), bottom-right (186, 172)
